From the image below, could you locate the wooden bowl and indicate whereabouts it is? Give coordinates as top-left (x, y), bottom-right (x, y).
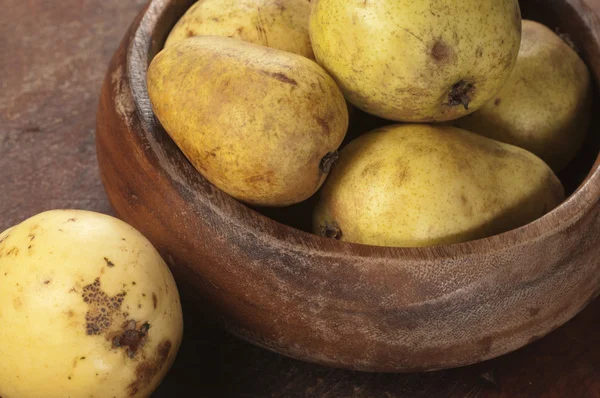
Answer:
top-left (96, 0), bottom-right (600, 372)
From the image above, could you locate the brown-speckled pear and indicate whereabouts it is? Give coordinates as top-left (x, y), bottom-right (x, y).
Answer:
top-left (313, 125), bottom-right (564, 248)
top-left (0, 210), bottom-right (183, 398)
top-left (147, 36), bottom-right (348, 207)
top-left (309, 0), bottom-right (522, 122)
top-left (456, 20), bottom-right (592, 172)
top-left (164, 0), bottom-right (314, 59)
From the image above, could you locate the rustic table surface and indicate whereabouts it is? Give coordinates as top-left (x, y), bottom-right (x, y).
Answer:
top-left (1, 1), bottom-right (599, 397)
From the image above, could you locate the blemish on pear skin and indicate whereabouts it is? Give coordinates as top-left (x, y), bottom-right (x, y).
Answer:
top-left (361, 161), bottom-right (383, 177)
top-left (13, 297), bottom-right (22, 309)
top-left (112, 320), bottom-right (150, 358)
top-left (259, 70), bottom-right (298, 86)
top-left (0, 233), bottom-right (9, 245)
top-left (431, 40), bottom-right (452, 63)
top-left (274, 1), bottom-right (286, 13)
top-left (397, 161), bottom-right (411, 184)
top-left (246, 171), bottom-right (275, 184)
top-left (127, 340), bottom-right (172, 396)
top-left (104, 257), bottom-right (115, 267)
top-left (315, 117), bottom-right (331, 134)
top-left (82, 278), bottom-right (126, 336)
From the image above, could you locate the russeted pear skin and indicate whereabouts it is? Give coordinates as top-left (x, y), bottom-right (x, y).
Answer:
top-left (314, 124), bottom-right (565, 248)
top-left (309, 0), bottom-right (522, 122)
top-left (165, 0), bottom-right (314, 59)
top-left (147, 36), bottom-right (348, 207)
top-left (456, 20), bottom-right (592, 172)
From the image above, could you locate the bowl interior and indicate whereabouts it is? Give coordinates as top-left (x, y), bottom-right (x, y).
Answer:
top-left (136, 0), bottom-right (600, 244)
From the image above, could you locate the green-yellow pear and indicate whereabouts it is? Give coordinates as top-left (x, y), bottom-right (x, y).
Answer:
top-left (309, 0), bottom-right (522, 122)
top-left (313, 125), bottom-right (564, 247)
top-left (147, 36), bottom-right (348, 207)
top-left (456, 20), bottom-right (592, 172)
top-left (165, 0), bottom-right (314, 59)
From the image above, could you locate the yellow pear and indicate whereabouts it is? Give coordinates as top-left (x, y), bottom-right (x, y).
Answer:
top-left (456, 20), bottom-right (592, 172)
top-left (0, 210), bottom-right (183, 398)
top-left (147, 36), bottom-right (348, 207)
top-left (313, 125), bottom-right (564, 247)
top-left (165, 0), bottom-right (314, 59)
top-left (309, 0), bottom-right (522, 122)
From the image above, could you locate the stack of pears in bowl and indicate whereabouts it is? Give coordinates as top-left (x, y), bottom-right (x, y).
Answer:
top-left (97, 0), bottom-right (600, 371)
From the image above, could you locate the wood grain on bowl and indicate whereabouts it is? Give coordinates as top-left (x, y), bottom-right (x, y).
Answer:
top-left (96, 0), bottom-right (600, 372)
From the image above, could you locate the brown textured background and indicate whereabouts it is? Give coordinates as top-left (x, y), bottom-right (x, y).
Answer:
top-left (1, 1), bottom-right (599, 397)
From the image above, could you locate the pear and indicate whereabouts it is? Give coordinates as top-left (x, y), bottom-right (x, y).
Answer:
top-left (309, 0), bottom-right (522, 122)
top-left (0, 210), bottom-right (183, 398)
top-left (456, 20), bottom-right (592, 172)
top-left (165, 0), bottom-right (314, 59)
top-left (147, 36), bottom-right (348, 207)
top-left (313, 124), bottom-right (564, 248)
